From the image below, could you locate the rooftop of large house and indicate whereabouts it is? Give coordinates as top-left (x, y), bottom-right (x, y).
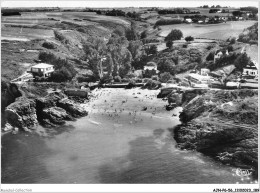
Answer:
top-left (215, 49), bottom-right (228, 55)
top-left (251, 60), bottom-right (258, 69)
top-left (244, 64), bottom-right (258, 70)
top-left (145, 62), bottom-right (157, 67)
top-left (31, 63), bottom-right (54, 69)
top-left (188, 73), bottom-right (211, 81)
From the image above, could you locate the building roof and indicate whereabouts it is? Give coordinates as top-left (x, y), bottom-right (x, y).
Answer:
top-left (215, 50), bottom-right (223, 55)
top-left (244, 65), bottom-right (258, 70)
top-left (32, 63), bottom-right (53, 68)
top-left (146, 62), bottom-right (157, 67)
top-left (188, 73), bottom-right (211, 81)
top-left (251, 60), bottom-right (259, 70)
top-left (144, 66), bottom-right (157, 71)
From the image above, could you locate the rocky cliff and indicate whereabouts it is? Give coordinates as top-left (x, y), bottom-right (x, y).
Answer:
top-left (5, 97), bottom-right (38, 131)
top-left (173, 89), bottom-right (258, 179)
top-left (4, 91), bottom-right (88, 131)
top-left (1, 82), bottom-right (22, 112)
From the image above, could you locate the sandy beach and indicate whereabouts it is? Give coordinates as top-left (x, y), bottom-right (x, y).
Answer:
top-left (81, 87), bottom-right (182, 122)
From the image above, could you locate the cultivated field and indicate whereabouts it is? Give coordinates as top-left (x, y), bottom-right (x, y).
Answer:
top-left (1, 11), bottom-right (130, 41)
top-left (159, 21), bottom-right (257, 40)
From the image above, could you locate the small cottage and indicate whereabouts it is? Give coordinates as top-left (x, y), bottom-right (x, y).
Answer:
top-left (201, 68), bottom-right (210, 76)
top-left (214, 49), bottom-right (229, 63)
top-left (144, 62), bottom-right (158, 71)
top-left (143, 62), bottom-right (159, 78)
top-left (29, 63), bottom-right (54, 77)
top-left (185, 18), bottom-right (192, 23)
top-left (243, 62), bottom-right (258, 77)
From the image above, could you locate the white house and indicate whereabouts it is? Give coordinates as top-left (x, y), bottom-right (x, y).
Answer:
top-left (201, 68), bottom-right (210, 76)
top-left (243, 61), bottom-right (258, 77)
top-left (144, 66), bottom-right (157, 71)
top-left (143, 62), bottom-right (159, 77)
top-left (204, 18), bottom-right (209, 23)
top-left (144, 62), bottom-right (157, 71)
top-left (29, 63), bottom-right (54, 77)
top-left (214, 49), bottom-right (229, 63)
top-left (185, 18), bottom-right (192, 23)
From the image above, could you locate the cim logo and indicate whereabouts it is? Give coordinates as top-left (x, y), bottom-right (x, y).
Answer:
top-left (232, 168), bottom-right (253, 177)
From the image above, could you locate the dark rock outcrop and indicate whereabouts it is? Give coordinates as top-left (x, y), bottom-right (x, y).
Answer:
top-left (4, 90), bottom-right (89, 130)
top-left (167, 92), bottom-right (182, 106)
top-left (64, 88), bottom-right (89, 98)
top-left (142, 80), bottom-right (161, 90)
top-left (57, 98), bottom-right (88, 117)
top-left (174, 89), bottom-right (258, 179)
top-left (1, 82), bottom-right (22, 112)
top-left (157, 87), bottom-right (177, 98)
top-left (5, 97), bottom-right (38, 131)
top-left (42, 107), bottom-right (74, 125)
top-left (35, 91), bottom-right (66, 110)
top-left (35, 91), bottom-right (67, 125)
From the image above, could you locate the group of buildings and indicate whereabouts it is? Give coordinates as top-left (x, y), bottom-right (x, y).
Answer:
top-left (142, 48), bottom-right (258, 89)
top-left (184, 12), bottom-right (256, 24)
top-left (11, 52), bottom-right (258, 90)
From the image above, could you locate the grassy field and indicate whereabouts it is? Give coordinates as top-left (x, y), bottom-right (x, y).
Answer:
top-left (159, 21), bottom-right (257, 40)
top-left (1, 11), bottom-right (130, 41)
top-left (2, 26), bottom-right (54, 41)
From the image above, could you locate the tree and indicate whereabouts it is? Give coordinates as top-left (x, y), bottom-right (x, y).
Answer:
top-left (118, 49), bottom-right (132, 77)
top-left (227, 45), bottom-right (234, 52)
top-left (234, 53), bottom-right (251, 71)
top-left (145, 44), bottom-right (158, 55)
top-left (232, 11), bottom-right (242, 17)
top-left (159, 72), bottom-right (173, 83)
top-left (157, 57), bottom-right (176, 75)
top-left (206, 52), bottom-right (214, 61)
top-left (127, 40), bottom-right (144, 61)
top-left (51, 67), bottom-right (73, 82)
top-left (185, 36), bottom-right (194, 42)
top-left (103, 54), bottom-right (114, 77)
top-left (164, 29), bottom-right (183, 42)
top-left (83, 38), bottom-right (107, 79)
top-left (140, 30), bottom-right (148, 39)
top-left (112, 26), bottom-right (125, 37)
top-left (166, 41), bottom-right (173, 49)
top-left (125, 23), bottom-right (139, 41)
top-left (106, 36), bottom-right (133, 78)
top-left (42, 41), bottom-right (56, 49)
top-left (229, 37), bottom-right (236, 44)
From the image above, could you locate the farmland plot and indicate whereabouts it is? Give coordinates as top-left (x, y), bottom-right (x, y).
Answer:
top-left (159, 21), bottom-right (257, 40)
top-left (1, 11), bottom-right (130, 41)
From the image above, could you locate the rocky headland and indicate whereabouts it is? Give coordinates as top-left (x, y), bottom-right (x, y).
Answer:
top-left (172, 88), bottom-right (258, 178)
top-left (2, 83), bottom-right (88, 132)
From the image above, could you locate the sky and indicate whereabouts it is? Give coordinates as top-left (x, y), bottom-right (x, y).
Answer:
top-left (1, 0), bottom-right (259, 8)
